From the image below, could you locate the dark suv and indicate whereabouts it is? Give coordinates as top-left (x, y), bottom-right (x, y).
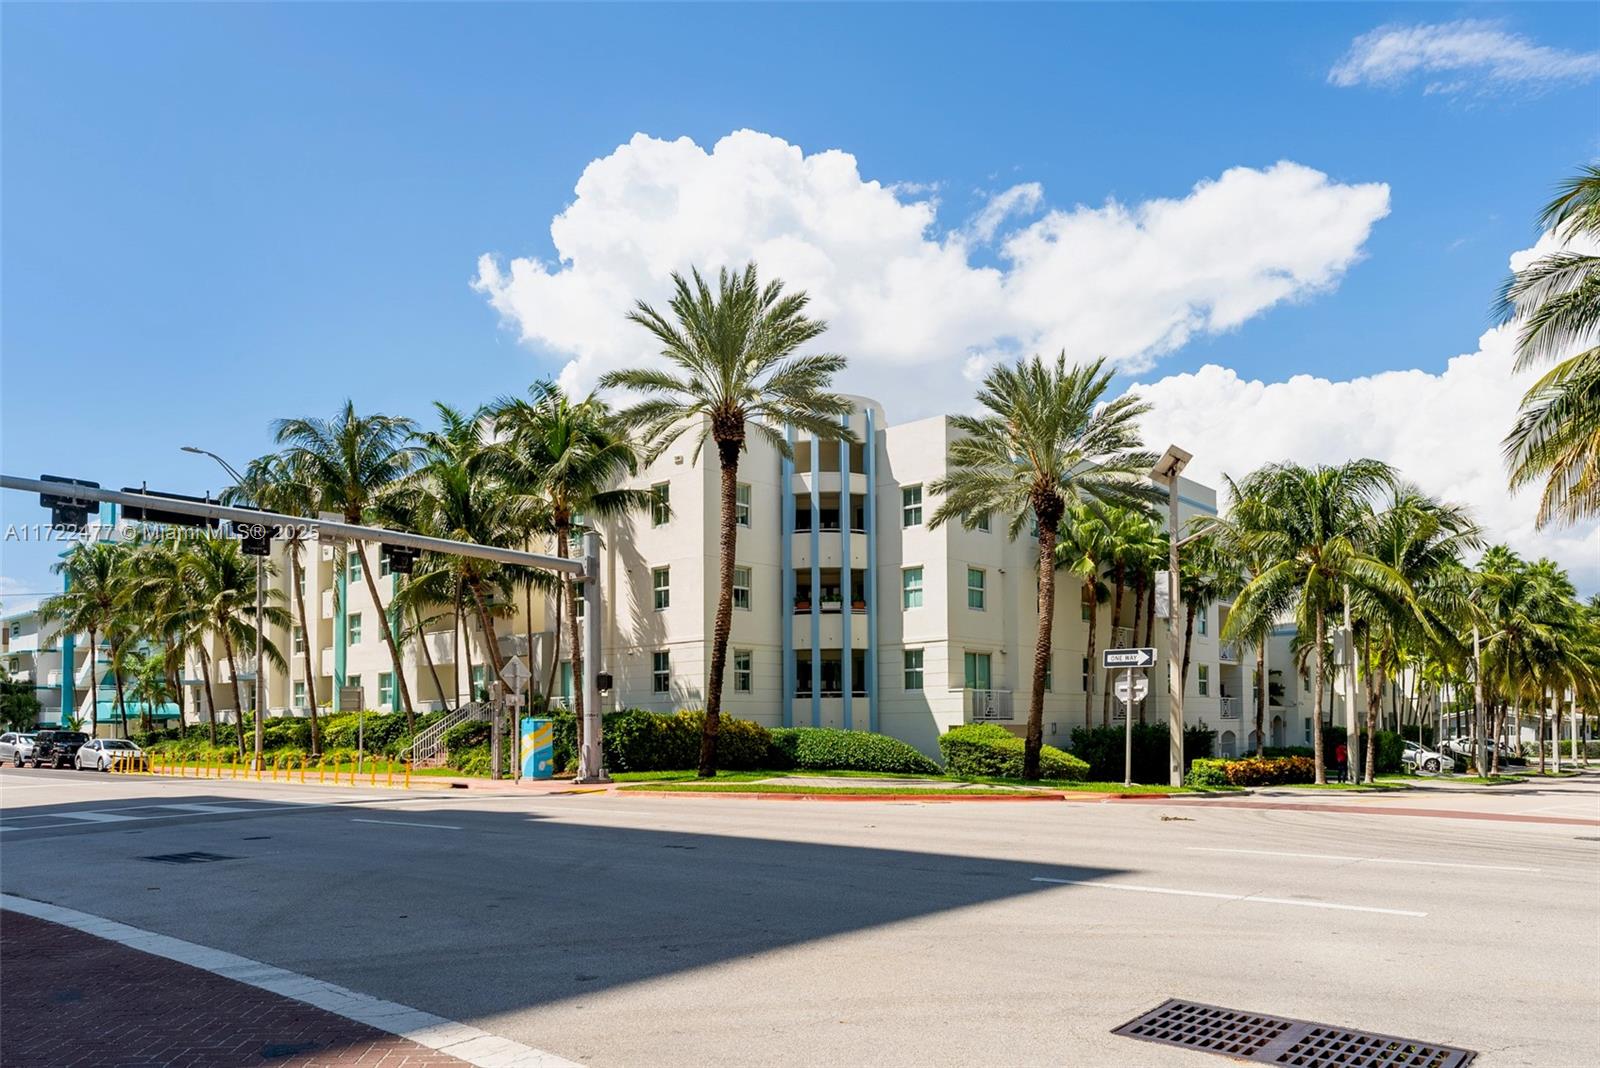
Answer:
top-left (31, 730), bottom-right (89, 769)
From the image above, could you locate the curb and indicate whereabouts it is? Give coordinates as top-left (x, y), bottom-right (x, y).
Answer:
top-left (621, 788), bottom-right (1071, 802)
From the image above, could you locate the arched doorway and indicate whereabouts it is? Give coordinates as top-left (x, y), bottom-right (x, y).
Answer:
top-left (1271, 715), bottom-right (1285, 748)
top-left (1220, 730), bottom-right (1237, 758)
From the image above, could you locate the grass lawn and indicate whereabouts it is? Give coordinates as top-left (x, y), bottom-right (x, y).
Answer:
top-left (1448, 774), bottom-right (1530, 785)
top-left (619, 781), bottom-right (1059, 796)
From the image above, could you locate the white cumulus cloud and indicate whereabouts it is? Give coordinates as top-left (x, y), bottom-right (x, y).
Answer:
top-left (475, 130), bottom-right (1390, 407)
top-left (1330, 20), bottom-right (1600, 94)
top-left (1134, 235), bottom-right (1600, 591)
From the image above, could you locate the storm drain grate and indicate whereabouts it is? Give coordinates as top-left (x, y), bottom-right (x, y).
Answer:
top-left (140, 851), bottom-right (239, 865)
top-left (1113, 1000), bottom-right (1475, 1068)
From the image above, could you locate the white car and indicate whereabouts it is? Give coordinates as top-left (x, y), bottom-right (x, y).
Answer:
top-left (1401, 740), bottom-right (1448, 773)
top-left (0, 731), bottom-right (37, 766)
top-left (74, 738), bottom-right (144, 772)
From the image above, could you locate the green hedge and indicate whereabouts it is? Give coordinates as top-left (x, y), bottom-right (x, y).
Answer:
top-left (939, 724), bottom-right (1089, 781)
top-left (766, 727), bottom-right (940, 775)
top-left (600, 709), bottom-right (769, 771)
top-left (1068, 722), bottom-right (1216, 783)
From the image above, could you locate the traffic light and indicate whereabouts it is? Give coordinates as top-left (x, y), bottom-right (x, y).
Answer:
top-left (119, 487), bottom-right (221, 529)
top-left (381, 543), bottom-right (420, 575)
top-left (39, 475), bottom-right (99, 528)
top-left (239, 523), bottom-right (273, 557)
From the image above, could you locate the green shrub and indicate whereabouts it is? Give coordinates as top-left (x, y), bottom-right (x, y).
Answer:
top-left (261, 717), bottom-right (311, 751)
top-left (1372, 730), bottom-right (1404, 774)
top-left (939, 724), bottom-right (1089, 781)
top-left (443, 720), bottom-right (491, 754)
top-left (447, 743), bottom-right (491, 774)
top-left (270, 748), bottom-right (308, 769)
top-left (1261, 746), bottom-right (1314, 759)
top-left (767, 727), bottom-right (940, 775)
top-left (1068, 722), bottom-right (1215, 783)
top-left (318, 747), bottom-right (358, 768)
top-left (1184, 758), bottom-right (1231, 787)
top-left (598, 709), bottom-right (770, 771)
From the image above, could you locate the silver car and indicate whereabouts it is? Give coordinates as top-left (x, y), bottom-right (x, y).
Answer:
top-left (74, 738), bottom-right (144, 772)
top-left (1401, 740), bottom-right (1447, 773)
top-left (0, 731), bottom-right (37, 767)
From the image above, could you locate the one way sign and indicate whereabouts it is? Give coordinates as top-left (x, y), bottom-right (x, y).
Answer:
top-left (1103, 647), bottom-right (1157, 669)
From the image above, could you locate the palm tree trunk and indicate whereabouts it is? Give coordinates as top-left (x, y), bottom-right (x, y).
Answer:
top-left (460, 587), bottom-right (476, 703)
top-left (414, 606), bottom-right (447, 719)
top-left (111, 642), bottom-right (130, 739)
top-left (1083, 578), bottom-right (1099, 729)
top-left (1102, 572), bottom-right (1125, 724)
top-left (1538, 697), bottom-right (1547, 774)
top-left (288, 546), bottom-right (320, 755)
top-left (1254, 643), bottom-right (1266, 757)
top-left (544, 577), bottom-right (562, 707)
top-left (559, 526), bottom-right (584, 729)
top-left (1024, 523), bottom-right (1058, 780)
top-left (468, 579), bottom-right (506, 677)
top-left (1364, 664), bottom-right (1381, 784)
top-left (353, 541), bottom-right (414, 730)
top-left (1312, 607), bottom-right (1327, 784)
top-left (700, 444), bottom-right (741, 778)
top-left (1130, 574), bottom-right (1146, 649)
top-left (1491, 703), bottom-right (1504, 775)
top-left (198, 645), bottom-right (218, 745)
top-left (220, 626), bottom-right (246, 757)
top-left (1180, 602), bottom-right (1195, 693)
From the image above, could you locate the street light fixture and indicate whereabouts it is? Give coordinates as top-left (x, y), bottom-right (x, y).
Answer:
top-left (1151, 444), bottom-right (1192, 787)
top-left (181, 445), bottom-right (264, 770)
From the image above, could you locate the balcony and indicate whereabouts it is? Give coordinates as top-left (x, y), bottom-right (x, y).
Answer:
top-left (966, 688), bottom-right (1013, 722)
top-left (1219, 696), bottom-right (1241, 720)
top-left (1219, 642), bottom-right (1241, 664)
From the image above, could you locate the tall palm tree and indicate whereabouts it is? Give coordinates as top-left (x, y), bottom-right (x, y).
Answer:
top-left (1096, 506), bottom-right (1155, 724)
top-left (489, 382), bottom-right (650, 744)
top-left (1056, 504), bottom-right (1113, 728)
top-left (928, 354), bottom-right (1157, 779)
top-left (129, 536), bottom-right (215, 741)
top-left (40, 541), bottom-right (130, 736)
top-left (229, 453), bottom-right (325, 753)
top-left (604, 263), bottom-right (854, 777)
top-left (1502, 166), bottom-right (1600, 526)
top-left (125, 647), bottom-right (176, 736)
top-left (1222, 460), bottom-right (1408, 784)
top-left (184, 533), bottom-right (288, 756)
top-left (274, 401), bottom-right (419, 727)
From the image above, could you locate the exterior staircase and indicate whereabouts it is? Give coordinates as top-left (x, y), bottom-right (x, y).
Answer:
top-left (404, 701), bottom-right (493, 767)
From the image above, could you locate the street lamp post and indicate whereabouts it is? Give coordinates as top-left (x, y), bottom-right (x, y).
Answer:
top-left (181, 446), bottom-right (265, 771)
top-left (1151, 445), bottom-right (1192, 787)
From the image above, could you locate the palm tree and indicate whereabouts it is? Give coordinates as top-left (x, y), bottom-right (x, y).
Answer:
top-left (604, 263), bottom-right (855, 777)
top-left (274, 401), bottom-right (419, 727)
top-left (125, 647), bottom-right (176, 736)
top-left (1502, 166), bottom-right (1600, 526)
top-left (184, 533), bottom-right (288, 756)
top-left (1056, 504), bottom-right (1113, 728)
top-left (40, 541), bottom-right (130, 736)
top-left (229, 453), bottom-right (325, 753)
top-left (488, 382), bottom-right (650, 746)
top-left (1096, 506), bottom-right (1156, 724)
top-left (1222, 460), bottom-right (1408, 784)
top-left (928, 354), bottom-right (1158, 779)
top-left (129, 537), bottom-right (215, 742)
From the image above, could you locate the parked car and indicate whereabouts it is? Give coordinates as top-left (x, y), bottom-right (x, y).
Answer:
top-left (75, 738), bottom-right (144, 772)
top-left (1401, 740), bottom-right (1447, 773)
top-left (30, 730), bottom-right (89, 769)
top-left (0, 731), bottom-right (38, 766)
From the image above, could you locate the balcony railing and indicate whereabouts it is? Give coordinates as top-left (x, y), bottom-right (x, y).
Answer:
top-left (967, 688), bottom-right (1013, 722)
top-left (1219, 696), bottom-right (1241, 719)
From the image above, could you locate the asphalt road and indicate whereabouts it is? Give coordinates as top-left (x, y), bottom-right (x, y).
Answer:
top-left (2, 767), bottom-right (1597, 1067)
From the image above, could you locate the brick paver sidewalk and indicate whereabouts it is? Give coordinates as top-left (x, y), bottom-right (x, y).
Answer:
top-left (0, 910), bottom-right (469, 1067)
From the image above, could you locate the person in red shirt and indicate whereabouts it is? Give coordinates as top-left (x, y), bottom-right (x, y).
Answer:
top-left (1335, 742), bottom-right (1349, 782)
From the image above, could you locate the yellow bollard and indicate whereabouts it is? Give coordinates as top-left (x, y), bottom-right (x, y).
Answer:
top-left (300, 756), bottom-right (306, 784)
top-left (369, 760), bottom-right (377, 787)
top-left (404, 758), bottom-right (411, 790)
top-left (319, 760), bottom-right (326, 785)
top-left (386, 762), bottom-right (394, 789)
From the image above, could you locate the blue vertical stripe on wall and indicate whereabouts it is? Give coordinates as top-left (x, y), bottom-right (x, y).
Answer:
top-left (780, 426), bottom-right (795, 728)
top-left (839, 413), bottom-right (852, 731)
top-left (864, 407), bottom-right (878, 733)
top-left (809, 432), bottom-right (821, 727)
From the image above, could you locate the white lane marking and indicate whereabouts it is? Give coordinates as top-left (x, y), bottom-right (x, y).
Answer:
top-left (0, 894), bottom-right (582, 1067)
top-left (60, 812), bottom-right (142, 823)
top-left (1029, 877), bottom-right (1427, 916)
top-left (156, 804), bottom-right (253, 814)
top-left (1185, 846), bottom-right (1541, 873)
top-left (351, 818), bottom-right (461, 830)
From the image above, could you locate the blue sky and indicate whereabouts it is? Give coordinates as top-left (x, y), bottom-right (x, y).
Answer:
top-left (3, 2), bottom-right (1598, 604)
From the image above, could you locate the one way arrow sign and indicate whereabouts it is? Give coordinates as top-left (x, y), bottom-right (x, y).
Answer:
top-left (1103, 647), bottom-right (1157, 669)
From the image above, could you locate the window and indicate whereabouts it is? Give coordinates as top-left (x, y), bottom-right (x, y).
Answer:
top-left (902, 567), bottom-right (923, 609)
top-left (573, 581), bottom-right (585, 619)
top-left (470, 666), bottom-right (486, 701)
top-left (650, 482), bottom-right (670, 526)
top-left (299, 570), bottom-right (307, 597)
top-left (652, 650), bottom-right (670, 694)
top-left (1081, 590), bottom-right (1092, 621)
top-left (1043, 657), bottom-right (1052, 692)
top-left (733, 566), bottom-right (752, 611)
top-left (967, 567), bottom-right (986, 610)
top-left (963, 652), bottom-right (992, 691)
top-left (293, 680), bottom-right (306, 710)
top-left (734, 650), bottom-right (752, 693)
top-left (378, 672), bottom-right (395, 710)
top-left (904, 649), bottom-right (924, 690)
top-left (652, 567), bottom-right (670, 610)
top-left (1302, 672), bottom-right (1310, 693)
top-left (347, 613), bottom-right (362, 645)
top-left (736, 483), bottom-right (752, 527)
top-left (975, 512), bottom-right (990, 533)
top-left (379, 554), bottom-right (391, 578)
top-left (1304, 716), bottom-right (1313, 743)
top-left (1081, 656), bottom-right (1090, 694)
top-left (292, 626), bottom-right (305, 655)
top-left (1198, 610), bottom-right (1208, 636)
top-left (902, 485), bottom-right (922, 527)
top-left (347, 674), bottom-right (363, 699)
top-left (348, 552), bottom-right (362, 583)
top-left (1198, 664), bottom-right (1210, 696)
top-left (559, 662), bottom-right (574, 701)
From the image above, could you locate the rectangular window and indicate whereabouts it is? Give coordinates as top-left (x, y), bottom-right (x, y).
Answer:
top-left (901, 567), bottom-right (923, 609)
top-left (559, 662), bottom-right (574, 701)
top-left (1302, 672), bottom-right (1310, 693)
top-left (736, 483), bottom-right (752, 527)
top-left (976, 512), bottom-right (990, 533)
top-left (652, 567), bottom-right (670, 610)
top-left (1198, 611), bottom-right (1208, 636)
top-left (1081, 656), bottom-right (1090, 694)
top-left (379, 555), bottom-right (391, 578)
top-left (904, 648), bottom-right (924, 690)
top-left (733, 566), bottom-right (752, 611)
top-left (967, 567), bottom-right (986, 610)
top-left (902, 485), bottom-right (922, 527)
top-left (1081, 589), bottom-right (1092, 621)
top-left (652, 650), bottom-right (670, 694)
top-left (292, 626), bottom-right (305, 654)
top-left (963, 652), bottom-right (992, 690)
top-left (347, 613), bottom-right (362, 645)
top-left (650, 482), bottom-right (670, 526)
top-left (378, 672), bottom-right (395, 711)
top-left (734, 650), bottom-right (752, 693)
top-left (470, 666), bottom-right (486, 701)
top-left (1304, 716), bottom-right (1313, 743)
top-left (572, 581), bottom-right (585, 619)
top-left (348, 552), bottom-right (362, 583)
top-left (1198, 664), bottom-right (1210, 696)
top-left (1043, 657), bottom-right (1052, 692)
top-left (293, 681), bottom-right (307, 709)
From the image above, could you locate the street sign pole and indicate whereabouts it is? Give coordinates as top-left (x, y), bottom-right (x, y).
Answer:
top-left (1124, 665), bottom-right (1134, 787)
